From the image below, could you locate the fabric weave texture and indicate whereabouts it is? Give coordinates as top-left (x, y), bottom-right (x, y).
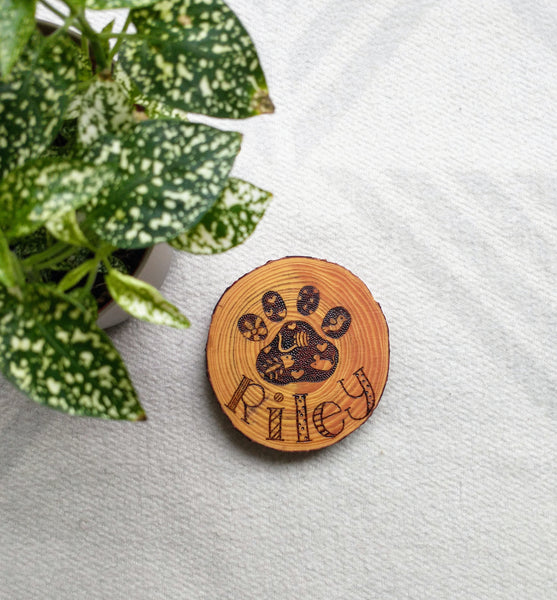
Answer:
top-left (1, 1), bottom-right (556, 598)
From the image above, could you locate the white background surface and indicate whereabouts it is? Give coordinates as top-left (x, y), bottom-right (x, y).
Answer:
top-left (1, 1), bottom-right (556, 598)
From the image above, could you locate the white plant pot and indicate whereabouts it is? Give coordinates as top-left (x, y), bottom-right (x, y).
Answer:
top-left (96, 243), bottom-right (174, 329)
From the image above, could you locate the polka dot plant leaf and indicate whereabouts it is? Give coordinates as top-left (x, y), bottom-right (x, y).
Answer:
top-left (81, 119), bottom-right (242, 248)
top-left (114, 64), bottom-right (190, 122)
top-left (0, 33), bottom-right (79, 179)
top-left (170, 177), bottom-right (271, 254)
top-left (105, 268), bottom-right (190, 329)
top-left (45, 208), bottom-right (91, 247)
top-left (77, 79), bottom-right (136, 146)
top-left (119, 0), bottom-right (274, 119)
top-left (0, 158), bottom-right (115, 240)
top-left (0, 284), bottom-right (145, 420)
top-left (0, 0), bottom-right (36, 77)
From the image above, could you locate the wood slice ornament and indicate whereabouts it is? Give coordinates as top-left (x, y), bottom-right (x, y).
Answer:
top-left (207, 257), bottom-right (389, 451)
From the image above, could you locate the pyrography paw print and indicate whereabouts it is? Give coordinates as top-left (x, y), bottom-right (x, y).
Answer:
top-left (237, 287), bottom-right (351, 385)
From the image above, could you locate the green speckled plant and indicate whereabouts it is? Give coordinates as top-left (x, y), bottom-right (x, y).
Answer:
top-left (0, 0), bottom-right (273, 420)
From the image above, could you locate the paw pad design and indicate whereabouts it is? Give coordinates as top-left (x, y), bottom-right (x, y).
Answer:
top-left (237, 314), bottom-right (268, 342)
top-left (262, 291), bottom-right (287, 322)
top-left (322, 307), bottom-right (351, 339)
top-left (238, 287), bottom-right (351, 385)
top-left (297, 286), bottom-right (320, 316)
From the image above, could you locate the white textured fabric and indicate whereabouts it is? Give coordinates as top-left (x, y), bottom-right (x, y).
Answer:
top-left (2, 1), bottom-right (556, 598)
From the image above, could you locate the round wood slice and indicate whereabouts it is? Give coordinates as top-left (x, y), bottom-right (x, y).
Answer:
top-left (206, 257), bottom-right (389, 451)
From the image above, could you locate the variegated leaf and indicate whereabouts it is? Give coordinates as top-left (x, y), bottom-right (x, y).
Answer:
top-left (170, 178), bottom-right (271, 254)
top-left (105, 268), bottom-right (190, 328)
top-left (77, 79), bottom-right (136, 146)
top-left (0, 230), bottom-right (22, 292)
top-left (45, 209), bottom-right (91, 247)
top-left (119, 0), bottom-right (274, 119)
top-left (0, 0), bottom-right (36, 76)
top-left (56, 258), bottom-right (98, 292)
top-left (82, 120), bottom-right (241, 248)
top-left (115, 64), bottom-right (190, 122)
top-left (0, 33), bottom-right (79, 178)
top-left (0, 283), bottom-right (145, 420)
top-left (0, 158), bottom-right (115, 239)
top-left (68, 288), bottom-right (98, 316)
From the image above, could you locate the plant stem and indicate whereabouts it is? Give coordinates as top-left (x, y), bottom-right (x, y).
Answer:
top-left (83, 258), bottom-right (100, 294)
top-left (99, 32), bottom-right (135, 40)
top-left (101, 257), bottom-right (112, 272)
top-left (73, 8), bottom-right (110, 72)
top-left (44, 14), bottom-right (79, 42)
top-left (82, 247), bottom-right (116, 294)
top-left (11, 256), bottom-right (26, 288)
top-left (39, 0), bottom-right (69, 21)
top-left (28, 246), bottom-right (79, 271)
top-left (109, 11), bottom-right (133, 62)
top-left (21, 241), bottom-right (69, 268)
